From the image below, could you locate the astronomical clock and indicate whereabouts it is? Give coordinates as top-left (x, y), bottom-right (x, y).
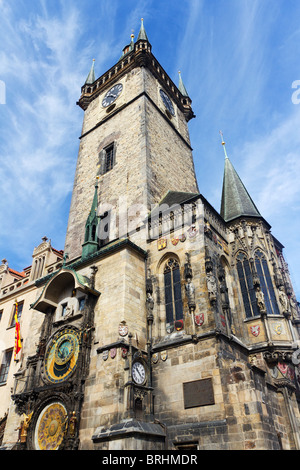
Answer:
top-left (12, 267), bottom-right (100, 450)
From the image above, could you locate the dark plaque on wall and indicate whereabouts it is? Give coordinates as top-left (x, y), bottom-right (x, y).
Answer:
top-left (183, 378), bottom-right (214, 409)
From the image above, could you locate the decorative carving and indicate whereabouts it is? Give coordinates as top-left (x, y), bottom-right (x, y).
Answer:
top-left (278, 285), bottom-right (289, 314)
top-left (256, 287), bottom-right (266, 314)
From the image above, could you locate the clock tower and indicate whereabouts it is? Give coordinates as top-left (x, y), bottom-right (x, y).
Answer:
top-left (64, 19), bottom-right (199, 261)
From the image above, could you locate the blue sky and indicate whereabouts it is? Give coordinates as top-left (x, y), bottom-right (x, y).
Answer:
top-left (1, 0), bottom-right (300, 298)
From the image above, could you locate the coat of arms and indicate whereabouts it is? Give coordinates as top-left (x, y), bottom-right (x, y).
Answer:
top-left (110, 348), bottom-right (117, 359)
top-left (272, 322), bottom-right (283, 335)
top-left (102, 350), bottom-right (109, 361)
top-left (250, 325), bottom-right (260, 337)
top-left (158, 238), bottom-right (167, 251)
top-left (195, 313), bottom-right (204, 326)
top-left (171, 237), bottom-right (179, 246)
top-left (118, 322), bottom-right (128, 337)
top-left (175, 319), bottom-right (183, 331)
top-left (278, 362), bottom-right (288, 375)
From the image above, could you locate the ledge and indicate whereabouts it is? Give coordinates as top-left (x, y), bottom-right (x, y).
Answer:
top-left (92, 419), bottom-right (166, 443)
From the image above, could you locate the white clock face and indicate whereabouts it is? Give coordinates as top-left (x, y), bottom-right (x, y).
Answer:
top-left (132, 361), bottom-right (146, 385)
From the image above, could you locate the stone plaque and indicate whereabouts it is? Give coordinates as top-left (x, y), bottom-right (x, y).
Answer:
top-left (183, 378), bottom-right (214, 409)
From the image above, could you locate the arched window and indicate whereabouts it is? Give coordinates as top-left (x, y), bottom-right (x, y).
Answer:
top-left (236, 253), bottom-right (259, 318)
top-left (254, 250), bottom-right (279, 315)
top-left (164, 258), bottom-right (183, 331)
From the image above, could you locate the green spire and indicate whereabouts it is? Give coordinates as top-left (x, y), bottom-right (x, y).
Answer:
top-left (82, 177), bottom-right (99, 259)
top-left (85, 59), bottom-right (95, 85)
top-left (137, 18), bottom-right (149, 41)
top-left (220, 134), bottom-right (261, 223)
top-left (178, 71), bottom-right (189, 97)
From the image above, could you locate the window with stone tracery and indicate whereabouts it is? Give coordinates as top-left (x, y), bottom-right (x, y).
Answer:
top-left (254, 250), bottom-right (279, 316)
top-left (164, 258), bottom-right (183, 331)
top-left (237, 251), bottom-right (279, 318)
top-left (236, 252), bottom-right (259, 319)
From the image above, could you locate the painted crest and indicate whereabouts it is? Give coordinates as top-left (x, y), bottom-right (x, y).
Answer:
top-left (278, 362), bottom-right (288, 375)
top-left (187, 224), bottom-right (197, 238)
top-left (160, 351), bottom-right (168, 361)
top-left (110, 348), bottom-right (117, 359)
top-left (272, 322), bottom-right (283, 335)
top-left (118, 322), bottom-right (128, 337)
top-left (179, 233), bottom-right (186, 242)
top-left (171, 237), bottom-right (179, 246)
top-left (102, 350), bottom-right (109, 361)
top-left (121, 347), bottom-right (128, 358)
top-left (166, 323), bottom-right (174, 334)
top-left (175, 319), bottom-right (183, 331)
top-left (250, 325), bottom-right (260, 337)
top-left (195, 313), bottom-right (204, 326)
top-left (152, 353), bottom-right (159, 364)
top-left (158, 238), bottom-right (167, 251)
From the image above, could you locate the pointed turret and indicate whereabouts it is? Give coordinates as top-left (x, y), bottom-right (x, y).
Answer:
top-left (220, 134), bottom-right (261, 223)
top-left (85, 59), bottom-right (96, 85)
top-left (178, 71), bottom-right (189, 97)
top-left (82, 178), bottom-right (100, 259)
top-left (137, 18), bottom-right (149, 41)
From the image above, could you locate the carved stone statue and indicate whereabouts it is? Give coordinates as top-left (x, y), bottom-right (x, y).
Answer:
top-left (146, 292), bottom-right (154, 321)
top-left (20, 411), bottom-right (33, 443)
top-left (207, 273), bottom-right (217, 303)
top-left (256, 287), bottom-right (266, 313)
top-left (185, 277), bottom-right (196, 310)
top-left (69, 411), bottom-right (77, 438)
top-left (278, 285), bottom-right (289, 313)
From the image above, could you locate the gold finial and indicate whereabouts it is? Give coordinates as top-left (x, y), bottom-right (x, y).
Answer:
top-left (219, 131), bottom-right (228, 159)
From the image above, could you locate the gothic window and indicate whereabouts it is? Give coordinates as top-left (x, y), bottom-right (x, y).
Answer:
top-left (236, 253), bottom-right (259, 318)
top-left (0, 349), bottom-right (13, 384)
top-left (164, 258), bottom-right (183, 329)
top-left (254, 250), bottom-right (279, 315)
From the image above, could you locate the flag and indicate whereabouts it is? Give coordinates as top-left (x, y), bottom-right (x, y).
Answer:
top-left (14, 300), bottom-right (22, 360)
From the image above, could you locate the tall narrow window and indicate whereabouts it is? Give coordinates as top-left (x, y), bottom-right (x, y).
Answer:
top-left (164, 258), bottom-right (183, 331)
top-left (99, 143), bottom-right (116, 175)
top-left (254, 250), bottom-right (279, 315)
top-left (0, 350), bottom-right (13, 384)
top-left (236, 253), bottom-right (259, 318)
top-left (105, 144), bottom-right (114, 173)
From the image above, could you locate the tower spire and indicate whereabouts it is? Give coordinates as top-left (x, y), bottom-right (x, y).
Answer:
top-left (178, 71), bottom-right (189, 97)
top-left (220, 136), bottom-right (261, 223)
top-left (85, 59), bottom-right (96, 85)
top-left (137, 17), bottom-right (149, 41)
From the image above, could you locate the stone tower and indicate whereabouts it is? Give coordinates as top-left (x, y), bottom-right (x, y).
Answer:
top-left (64, 19), bottom-right (199, 261)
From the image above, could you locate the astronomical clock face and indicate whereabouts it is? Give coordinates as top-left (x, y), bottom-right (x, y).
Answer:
top-left (44, 328), bottom-right (81, 384)
top-left (34, 402), bottom-right (67, 450)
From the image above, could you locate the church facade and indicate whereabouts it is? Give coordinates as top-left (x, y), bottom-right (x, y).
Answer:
top-left (1, 20), bottom-right (300, 451)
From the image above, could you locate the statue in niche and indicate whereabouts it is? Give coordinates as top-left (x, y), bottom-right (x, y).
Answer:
top-left (256, 287), bottom-right (266, 314)
top-left (184, 254), bottom-right (196, 312)
top-left (278, 285), bottom-right (289, 313)
top-left (146, 291), bottom-right (154, 321)
top-left (185, 277), bottom-right (196, 311)
top-left (207, 273), bottom-right (217, 304)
